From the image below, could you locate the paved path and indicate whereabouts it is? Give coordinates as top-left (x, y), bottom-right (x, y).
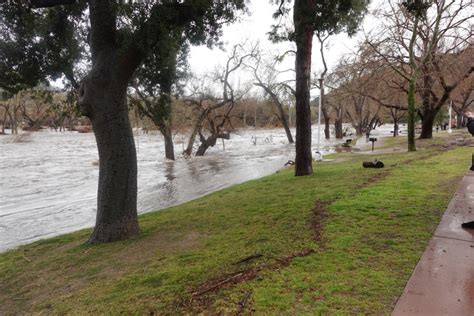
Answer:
top-left (392, 172), bottom-right (474, 315)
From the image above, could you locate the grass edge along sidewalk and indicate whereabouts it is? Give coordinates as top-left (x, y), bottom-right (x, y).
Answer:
top-left (0, 137), bottom-right (471, 314)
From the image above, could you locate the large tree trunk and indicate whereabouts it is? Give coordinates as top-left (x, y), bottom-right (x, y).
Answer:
top-left (293, 0), bottom-right (314, 176)
top-left (160, 123), bottom-right (175, 160)
top-left (420, 109), bottom-right (437, 139)
top-left (79, 57), bottom-right (139, 244)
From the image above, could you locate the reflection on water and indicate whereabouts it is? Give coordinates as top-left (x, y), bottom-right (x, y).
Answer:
top-left (0, 126), bottom-right (366, 252)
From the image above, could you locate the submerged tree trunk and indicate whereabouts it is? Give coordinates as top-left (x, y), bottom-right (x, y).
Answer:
top-left (79, 54), bottom-right (139, 244)
top-left (254, 83), bottom-right (294, 143)
top-left (184, 111), bottom-right (206, 156)
top-left (2, 108), bottom-right (9, 134)
top-left (275, 100), bottom-right (293, 144)
top-left (293, 0), bottom-right (314, 176)
top-left (163, 130), bottom-right (175, 161)
top-left (195, 132), bottom-right (230, 156)
top-left (160, 122), bottom-right (175, 160)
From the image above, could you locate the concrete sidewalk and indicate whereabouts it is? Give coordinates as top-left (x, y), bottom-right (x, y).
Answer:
top-left (392, 172), bottom-right (474, 315)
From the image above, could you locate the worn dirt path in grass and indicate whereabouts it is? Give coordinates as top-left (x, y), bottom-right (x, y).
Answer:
top-left (392, 171), bottom-right (474, 315)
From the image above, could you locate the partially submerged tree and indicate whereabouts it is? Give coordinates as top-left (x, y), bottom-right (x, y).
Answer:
top-left (247, 50), bottom-right (294, 144)
top-left (4, 0), bottom-right (247, 243)
top-left (130, 33), bottom-right (188, 161)
top-left (184, 44), bottom-right (254, 156)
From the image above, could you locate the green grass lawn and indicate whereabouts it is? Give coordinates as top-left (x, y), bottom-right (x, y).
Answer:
top-left (1, 132), bottom-right (472, 314)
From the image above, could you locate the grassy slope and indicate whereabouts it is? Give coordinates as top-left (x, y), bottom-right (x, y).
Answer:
top-left (0, 133), bottom-right (472, 314)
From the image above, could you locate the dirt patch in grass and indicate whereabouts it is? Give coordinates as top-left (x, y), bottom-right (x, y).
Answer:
top-left (187, 248), bottom-right (315, 312)
top-left (311, 200), bottom-right (330, 244)
top-left (356, 170), bottom-right (390, 190)
top-left (186, 200), bottom-right (332, 313)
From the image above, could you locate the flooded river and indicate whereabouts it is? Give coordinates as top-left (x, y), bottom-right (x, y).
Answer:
top-left (0, 126), bottom-right (384, 252)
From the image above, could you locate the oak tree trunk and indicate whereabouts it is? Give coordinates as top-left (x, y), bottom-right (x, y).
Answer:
top-left (161, 123), bottom-right (175, 160)
top-left (420, 110), bottom-right (437, 139)
top-left (79, 54), bottom-right (139, 244)
top-left (195, 133), bottom-right (230, 156)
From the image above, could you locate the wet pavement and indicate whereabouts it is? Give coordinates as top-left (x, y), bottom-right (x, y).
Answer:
top-left (392, 172), bottom-right (474, 316)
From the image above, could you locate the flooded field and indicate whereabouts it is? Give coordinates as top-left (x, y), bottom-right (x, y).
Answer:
top-left (0, 126), bottom-right (394, 252)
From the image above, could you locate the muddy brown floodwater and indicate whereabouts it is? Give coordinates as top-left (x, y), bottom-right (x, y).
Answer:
top-left (0, 126), bottom-right (396, 252)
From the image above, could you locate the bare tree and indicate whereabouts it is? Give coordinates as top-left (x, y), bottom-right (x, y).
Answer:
top-left (327, 54), bottom-right (382, 137)
top-left (18, 89), bottom-right (52, 131)
top-left (368, 0), bottom-right (473, 144)
top-left (247, 49), bottom-right (294, 143)
top-left (311, 32), bottom-right (332, 140)
top-left (184, 44), bottom-right (254, 156)
top-left (451, 72), bottom-right (473, 127)
top-left (0, 97), bottom-right (21, 134)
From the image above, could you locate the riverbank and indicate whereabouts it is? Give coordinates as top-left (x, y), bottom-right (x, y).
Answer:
top-left (1, 131), bottom-right (472, 314)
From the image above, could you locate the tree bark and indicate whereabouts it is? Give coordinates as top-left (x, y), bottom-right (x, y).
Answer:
top-left (184, 111), bottom-right (206, 156)
top-left (195, 132), bottom-right (230, 156)
top-left (393, 121), bottom-right (399, 137)
top-left (407, 77), bottom-right (417, 150)
top-left (322, 108), bottom-right (330, 139)
top-left (335, 116), bottom-right (343, 139)
top-left (274, 98), bottom-right (293, 143)
top-left (160, 123), bottom-right (175, 160)
top-left (254, 83), bottom-right (293, 143)
top-left (456, 113), bottom-right (465, 128)
top-left (320, 84), bottom-right (330, 140)
top-left (420, 109), bottom-right (436, 139)
top-left (79, 51), bottom-right (139, 243)
top-left (293, 0), bottom-right (314, 176)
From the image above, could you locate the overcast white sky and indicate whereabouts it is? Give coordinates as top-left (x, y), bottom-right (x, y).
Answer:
top-left (48, 0), bottom-right (384, 97)
top-left (188, 0), bottom-right (384, 88)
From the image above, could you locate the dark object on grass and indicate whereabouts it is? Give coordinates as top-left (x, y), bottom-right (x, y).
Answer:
top-left (461, 221), bottom-right (474, 229)
top-left (468, 118), bottom-right (474, 170)
top-left (342, 139), bottom-right (352, 148)
top-left (234, 253), bottom-right (263, 265)
top-left (285, 160), bottom-right (295, 166)
top-left (467, 117), bottom-right (474, 135)
top-left (363, 159), bottom-right (384, 168)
